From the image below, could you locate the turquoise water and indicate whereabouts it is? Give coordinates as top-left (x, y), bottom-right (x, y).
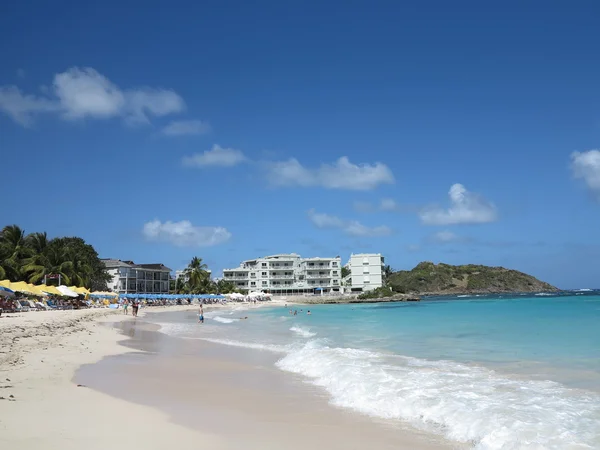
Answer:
top-left (159, 293), bottom-right (600, 449)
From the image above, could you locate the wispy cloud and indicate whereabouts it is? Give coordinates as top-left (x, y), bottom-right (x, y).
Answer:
top-left (0, 67), bottom-right (185, 127)
top-left (142, 219), bottom-right (231, 247)
top-left (161, 119), bottom-right (211, 136)
top-left (571, 150), bottom-right (600, 199)
top-left (419, 183), bottom-right (498, 225)
top-left (266, 156), bottom-right (394, 191)
top-left (428, 230), bottom-right (469, 244)
top-left (307, 209), bottom-right (392, 237)
top-left (354, 198), bottom-right (407, 213)
top-left (182, 144), bottom-right (246, 167)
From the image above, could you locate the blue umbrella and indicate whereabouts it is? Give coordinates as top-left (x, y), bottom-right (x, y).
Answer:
top-left (0, 286), bottom-right (15, 297)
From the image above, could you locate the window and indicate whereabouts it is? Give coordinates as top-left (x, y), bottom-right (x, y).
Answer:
top-left (332, 271), bottom-right (338, 275)
top-left (332, 262), bottom-right (338, 267)
top-left (262, 281), bottom-right (268, 286)
top-left (261, 263), bottom-right (267, 268)
top-left (262, 272), bottom-right (267, 276)
top-left (250, 282), bottom-right (256, 286)
top-left (333, 280), bottom-right (339, 284)
top-left (250, 273), bottom-right (256, 278)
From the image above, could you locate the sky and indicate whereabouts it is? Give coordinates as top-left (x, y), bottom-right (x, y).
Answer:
top-left (2, 1), bottom-right (600, 288)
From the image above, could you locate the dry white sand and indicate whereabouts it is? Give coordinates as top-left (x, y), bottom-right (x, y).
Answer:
top-left (0, 307), bottom-right (227, 450)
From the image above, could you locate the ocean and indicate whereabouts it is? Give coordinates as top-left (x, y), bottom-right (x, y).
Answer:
top-left (157, 292), bottom-right (600, 449)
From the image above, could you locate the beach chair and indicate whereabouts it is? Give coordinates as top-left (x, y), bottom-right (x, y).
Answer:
top-left (18, 300), bottom-right (30, 312)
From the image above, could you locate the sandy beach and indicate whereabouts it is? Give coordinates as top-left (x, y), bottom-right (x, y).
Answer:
top-left (0, 305), bottom-right (453, 450)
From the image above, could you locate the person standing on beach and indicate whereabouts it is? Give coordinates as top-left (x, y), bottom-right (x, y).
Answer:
top-left (198, 304), bottom-right (204, 323)
top-left (123, 300), bottom-right (129, 315)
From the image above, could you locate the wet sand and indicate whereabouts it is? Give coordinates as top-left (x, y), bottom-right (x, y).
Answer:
top-left (76, 310), bottom-right (459, 450)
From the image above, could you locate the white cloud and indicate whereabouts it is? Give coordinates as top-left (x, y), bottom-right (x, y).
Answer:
top-left (0, 67), bottom-right (185, 126)
top-left (353, 198), bottom-right (401, 213)
top-left (0, 86), bottom-right (58, 126)
top-left (419, 183), bottom-right (498, 225)
top-left (162, 119), bottom-right (211, 136)
top-left (430, 230), bottom-right (462, 243)
top-left (353, 201), bottom-right (374, 213)
top-left (379, 198), bottom-right (399, 211)
top-left (307, 209), bottom-right (392, 237)
top-left (142, 220), bottom-right (231, 247)
top-left (571, 150), bottom-right (600, 198)
top-left (182, 144), bottom-right (246, 167)
top-left (267, 156), bottom-right (394, 190)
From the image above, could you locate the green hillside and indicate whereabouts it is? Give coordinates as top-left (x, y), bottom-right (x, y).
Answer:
top-left (387, 262), bottom-right (558, 295)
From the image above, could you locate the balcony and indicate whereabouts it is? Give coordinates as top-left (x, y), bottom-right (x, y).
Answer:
top-left (306, 273), bottom-right (331, 279)
top-left (224, 275), bottom-right (249, 280)
top-left (269, 273), bottom-right (294, 279)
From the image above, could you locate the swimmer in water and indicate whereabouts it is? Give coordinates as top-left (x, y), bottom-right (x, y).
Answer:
top-left (307, 310), bottom-right (311, 315)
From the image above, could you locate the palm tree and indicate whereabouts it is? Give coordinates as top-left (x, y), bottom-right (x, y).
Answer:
top-left (382, 265), bottom-right (394, 285)
top-left (0, 225), bottom-right (30, 281)
top-left (184, 257), bottom-right (210, 288)
top-left (22, 244), bottom-right (73, 285)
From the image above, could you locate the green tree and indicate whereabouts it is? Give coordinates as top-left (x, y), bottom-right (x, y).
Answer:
top-left (382, 264), bottom-right (394, 285)
top-left (0, 225), bottom-right (30, 281)
top-left (22, 244), bottom-right (74, 285)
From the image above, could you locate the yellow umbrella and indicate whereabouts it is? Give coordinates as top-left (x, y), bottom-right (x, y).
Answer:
top-left (70, 286), bottom-right (90, 295)
top-left (10, 281), bottom-right (38, 296)
top-left (39, 284), bottom-right (63, 296)
top-left (0, 280), bottom-right (13, 288)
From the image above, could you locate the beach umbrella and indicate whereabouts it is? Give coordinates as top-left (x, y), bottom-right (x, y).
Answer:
top-left (10, 281), bottom-right (39, 296)
top-left (0, 280), bottom-right (12, 288)
top-left (39, 284), bottom-right (63, 296)
top-left (0, 286), bottom-right (15, 297)
top-left (57, 285), bottom-right (78, 298)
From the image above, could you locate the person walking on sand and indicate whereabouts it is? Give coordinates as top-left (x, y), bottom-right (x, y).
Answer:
top-left (123, 300), bottom-right (129, 315)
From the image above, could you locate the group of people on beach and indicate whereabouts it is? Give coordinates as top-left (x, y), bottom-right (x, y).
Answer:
top-left (123, 299), bottom-right (140, 317)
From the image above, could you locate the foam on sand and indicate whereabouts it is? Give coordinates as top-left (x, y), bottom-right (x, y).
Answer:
top-left (275, 340), bottom-right (600, 449)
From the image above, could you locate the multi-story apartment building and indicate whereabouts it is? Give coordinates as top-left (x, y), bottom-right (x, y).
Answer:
top-left (102, 259), bottom-right (171, 294)
top-left (222, 253), bottom-right (342, 294)
top-left (345, 253), bottom-right (385, 292)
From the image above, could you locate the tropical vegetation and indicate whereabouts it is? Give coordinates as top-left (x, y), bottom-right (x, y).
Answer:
top-left (387, 261), bottom-right (557, 294)
top-left (175, 256), bottom-right (239, 294)
top-left (0, 225), bottom-right (111, 290)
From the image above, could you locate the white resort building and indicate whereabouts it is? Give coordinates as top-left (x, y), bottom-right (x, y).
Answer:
top-left (102, 259), bottom-right (171, 294)
top-left (344, 253), bottom-right (385, 292)
top-left (222, 253), bottom-right (342, 295)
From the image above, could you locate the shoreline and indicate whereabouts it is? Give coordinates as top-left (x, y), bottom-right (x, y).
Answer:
top-left (0, 305), bottom-right (453, 450)
top-left (0, 306), bottom-right (231, 450)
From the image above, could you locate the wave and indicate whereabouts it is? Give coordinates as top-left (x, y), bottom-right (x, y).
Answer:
top-left (290, 326), bottom-right (317, 338)
top-left (201, 338), bottom-right (289, 353)
top-left (275, 341), bottom-right (600, 449)
top-left (212, 316), bottom-right (237, 324)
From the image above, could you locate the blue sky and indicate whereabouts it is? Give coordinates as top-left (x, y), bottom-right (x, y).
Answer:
top-left (2, 1), bottom-right (600, 288)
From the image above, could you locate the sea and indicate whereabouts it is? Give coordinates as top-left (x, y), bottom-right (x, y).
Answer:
top-left (157, 291), bottom-right (600, 449)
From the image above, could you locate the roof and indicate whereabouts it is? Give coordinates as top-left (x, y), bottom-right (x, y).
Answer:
top-left (101, 259), bottom-right (133, 268)
top-left (101, 259), bottom-right (172, 272)
top-left (136, 263), bottom-right (172, 272)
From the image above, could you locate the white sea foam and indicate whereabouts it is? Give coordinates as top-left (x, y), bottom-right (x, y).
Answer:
top-left (212, 316), bottom-right (237, 324)
top-left (201, 338), bottom-right (289, 353)
top-left (290, 326), bottom-right (317, 338)
top-left (276, 341), bottom-right (600, 449)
